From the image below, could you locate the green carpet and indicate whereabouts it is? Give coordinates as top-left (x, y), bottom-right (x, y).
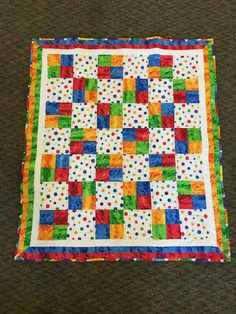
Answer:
top-left (0, 0), bottom-right (236, 312)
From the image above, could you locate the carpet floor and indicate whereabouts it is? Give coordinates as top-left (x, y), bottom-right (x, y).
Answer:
top-left (0, 0), bottom-right (236, 313)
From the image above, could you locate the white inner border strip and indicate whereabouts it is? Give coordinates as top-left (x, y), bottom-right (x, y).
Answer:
top-left (30, 48), bottom-right (217, 247)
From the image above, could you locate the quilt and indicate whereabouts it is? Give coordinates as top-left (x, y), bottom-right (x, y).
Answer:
top-left (15, 36), bottom-right (230, 262)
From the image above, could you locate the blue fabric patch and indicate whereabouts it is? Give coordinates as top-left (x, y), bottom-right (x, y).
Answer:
top-left (175, 141), bottom-right (188, 154)
top-left (149, 154), bottom-right (162, 167)
top-left (40, 210), bottom-right (54, 225)
top-left (83, 141), bottom-right (97, 154)
top-left (69, 196), bottom-right (82, 210)
top-left (136, 78), bottom-right (148, 91)
top-left (110, 168), bottom-right (123, 181)
top-left (165, 209), bottom-right (180, 224)
top-left (161, 103), bottom-right (174, 116)
top-left (97, 116), bottom-right (110, 129)
top-left (137, 181), bottom-right (151, 195)
top-left (186, 91), bottom-right (199, 103)
top-left (122, 128), bottom-right (136, 141)
top-left (61, 54), bottom-right (73, 66)
top-left (110, 66), bottom-right (123, 78)
top-left (96, 224), bottom-right (110, 239)
top-left (192, 195), bottom-right (206, 209)
top-left (148, 54), bottom-right (160, 66)
top-left (56, 154), bottom-right (70, 168)
top-left (73, 90), bottom-right (85, 102)
top-left (46, 101), bottom-right (59, 115)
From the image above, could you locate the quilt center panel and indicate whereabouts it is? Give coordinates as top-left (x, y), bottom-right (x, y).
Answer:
top-left (35, 49), bottom-right (212, 246)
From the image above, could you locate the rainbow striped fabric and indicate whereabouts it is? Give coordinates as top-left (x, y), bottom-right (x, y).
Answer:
top-left (15, 36), bottom-right (230, 262)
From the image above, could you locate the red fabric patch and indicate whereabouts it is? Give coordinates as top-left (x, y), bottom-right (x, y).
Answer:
top-left (136, 91), bottom-right (148, 103)
top-left (60, 66), bottom-right (73, 78)
top-left (162, 115), bottom-right (174, 128)
top-left (175, 128), bottom-right (188, 141)
top-left (96, 168), bottom-right (110, 181)
top-left (68, 182), bottom-right (82, 196)
top-left (97, 103), bottom-right (110, 115)
top-left (160, 55), bottom-right (173, 67)
top-left (54, 210), bottom-right (68, 225)
top-left (96, 210), bottom-right (110, 224)
top-left (137, 195), bottom-right (151, 209)
top-left (174, 91), bottom-right (186, 103)
top-left (73, 78), bottom-right (85, 90)
top-left (136, 128), bottom-right (149, 141)
top-left (70, 141), bottom-right (83, 154)
top-left (98, 66), bottom-right (110, 79)
top-left (55, 168), bottom-right (69, 182)
top-left (59, 103), bottom-right (72, 115)
top-left (166, 224), bottom-right (181, 239)
top-left (178, 195), bottom-right (193, 209)
top-left (162, 154), bottom-right (175, 166)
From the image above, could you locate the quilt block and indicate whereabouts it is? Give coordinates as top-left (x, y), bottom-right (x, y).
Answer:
top-left (15, 36), bottom-right (230, 262)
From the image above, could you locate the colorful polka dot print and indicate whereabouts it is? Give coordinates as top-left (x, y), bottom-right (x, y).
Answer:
top-left (46, 78), bottom-right (73, 102)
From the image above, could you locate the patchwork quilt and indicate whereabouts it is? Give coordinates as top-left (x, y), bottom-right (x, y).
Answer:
top-left (15, 36), bottom-right (230, 262)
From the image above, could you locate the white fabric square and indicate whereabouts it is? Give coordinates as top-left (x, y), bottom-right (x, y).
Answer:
top-left (71, 103), bottom-right (97, 128)
top-left (173, 54), bottom-right (200, 79)
top-left (43, 128), bottom-right (71, 154)
top-left (176, 154), bottom-right (203, 180)
top-left (67, 210), bottom-right (96, 240)
top-left (149, 128), bottom-right (175, 154)
top-left (97, 79), bottom-right (123, 103)
top-left (39, 182), bottom-right (68, 210)
top-left (124, 210), bottom-right (152, 240)
top-left (151, 181), bottom-right (178, 209)
top-left (148, 78), bottom-right (173, 103)
top-left (96, 182), bottom-right (123, 209)
top-left (123, 103), bottom-right (148, 128)
top-left (174, 103), bottom-right (201, 128)
top-left (46, 78), bottom-right (73, 102)
top-left (73, 54), bottom-right (98, 78)
top-left (69, 154), bottom-right (96, 181)
top-left (97, 129), bottom-right (122, 154)
top-left (123, 54), bottom-right (148, 78)
top-left (123, 154), bottom-right (149, 181)
top-left (180, 209), bottom-right (210, 240)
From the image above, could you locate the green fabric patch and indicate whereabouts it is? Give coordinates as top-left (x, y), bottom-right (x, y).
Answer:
top-left (160, 67), bottom-right (173, 79)
top-left (173, 79), bottom-right (186, 91)
top-left (110, 210), bottom-right (124, 224)
top-left (71, 128), bottom-right (84, 141)
top-left (123, 91), bottom-right (136, 103)
top-left (98, 55), bottom-right (111, 66)
top-left (177, 181), bottom-right (192, 195)
top-left (124, 196), bottom-right (137, 209)
top-left (162, 167), bottom-right (176, 180)
top-left (58, 116), bottom-right (71, 128)
top-left (82, 182), bottom-right (96, 196)
top-left (53, 225), bottom-right (68, 240)
top-left (188, 128), bottom-right (202, 141)
top-left (149, 115), bottom-right (161, 128)
top-left (110, 103), bottom-right (123, 116)
top-left (152, 224), bottom-right (166, 239)
top-left (86, 78), bottom-right (97, 91)
top-left (96, 154), bottom-right (110, 168)
top-left (40, 168), bottom-right (55, 182)
top-left (136, 141), bottom-right (149, 154)
top-left (48, 66), bottom-right (60, 78)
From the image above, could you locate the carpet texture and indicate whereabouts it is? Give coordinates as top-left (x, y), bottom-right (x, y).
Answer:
top-left (0, 0), bottom-right (236, 313)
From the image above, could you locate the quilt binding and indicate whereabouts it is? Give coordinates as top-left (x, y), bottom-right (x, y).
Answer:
top-left (15, 36), bottom-right (230, 262)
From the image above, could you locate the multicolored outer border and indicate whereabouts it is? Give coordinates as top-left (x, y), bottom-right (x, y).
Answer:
top-left (15, 36), bottom-right (230, 262)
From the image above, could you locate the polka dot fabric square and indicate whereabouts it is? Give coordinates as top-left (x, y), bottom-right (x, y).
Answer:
top-left (46, 78), bottom-right (73, 102)
top-left (16, 37), bottom-right (230, 262)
